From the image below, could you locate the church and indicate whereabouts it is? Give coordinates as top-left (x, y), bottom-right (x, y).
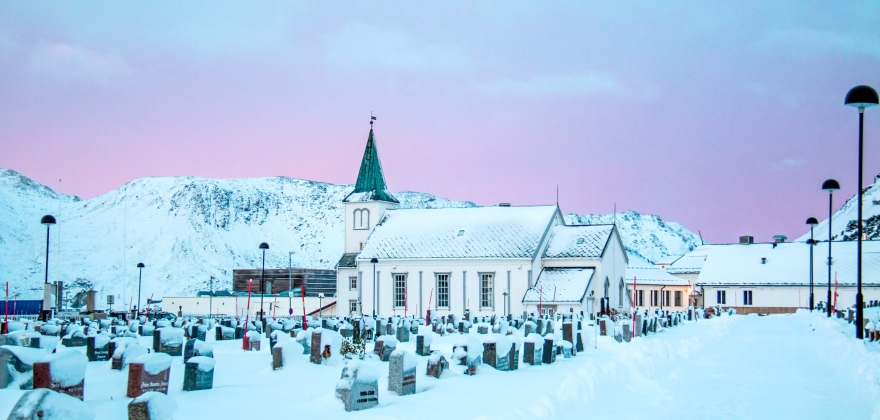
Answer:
top-left (335, 125), bottom-right (630, 319)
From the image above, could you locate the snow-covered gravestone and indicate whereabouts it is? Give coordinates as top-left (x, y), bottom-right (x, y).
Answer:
top-left (376, 336), bottom-right (398, 362)
top-left (336, 361), bottom-right (379, 412)
top-left (396, 320), bottom-right (410, 343)
top-left (523, 334), bottom-right (542, 366)
top-left (215, 326), bottom-right (234, 341)
top-left (560, 340), bottom-right (573, 358)
top-left (183, 356), bottom-right (215, 391)
top-left (153, 327), bottom-right (184, 356)
top-left (139, 324), bottom-right (155, 337)
top-left (127, 353), bottom-right (172, 398)
top-left (272, 340), bottom-right (304, 370)
top-left (482, 335), bottom-right (512, 372)
top-left (0, 346), bottom-right (47, 389)
top-left (33, 350), bottom-right (87, 400)
top-left (541, 337), bottom-right (556, 364)
top-left (61, 330), bottom-right (87, 347)
top-left (6, 330), bottom-right (41, 348)
top-left (183, 339), bottom-right (213, 363)
top-left (86, 335), bottom-right (111, 362)
top-left (598, 317), bottom-right (608, 336)
top-left (388, 349), bottom-right (417, 396)
top-left (195, 325), bottom-right (207, 342)
top-left (622, 323), bottom-right (632, 343)
top-left (415, 333), bottom-right (432, 356)
top-left (246, 330), bottom-right (262, 351)
top-left (7, 388), bottom-right (95, 420)
top-left (128, 391), bottom-right (177, 420)
top-left (426, 353), bottom-right (448, 378)
top-left (562, 322), bottom-right (576, 357)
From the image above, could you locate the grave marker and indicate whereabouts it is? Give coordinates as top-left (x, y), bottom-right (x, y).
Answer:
top-left (426, 353), bottom-right (448, 378)
top-left (183, 356), bottom-right (214, 391)
top-left (127, 353), bottom-right (172, 398)
top-left (7, 388), bottom-right (95, 420)
top-left (128, 391), bottom-right (176, 420)
top-left (33, 351), bottom-right (87, 400)
top-left (86, 335), bottom-right (111, 362)
top-left (388, 349), bottom-right (416, 396)
top-left (336, 361), bottom-right (379, 412)
top-left (541, 337), bottom-right (556, 364)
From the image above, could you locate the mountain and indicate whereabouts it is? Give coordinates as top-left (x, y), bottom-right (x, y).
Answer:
top-left (796, 174), bottom-right (880, 243)
top-left (0, 168), bottom-right (700, 306)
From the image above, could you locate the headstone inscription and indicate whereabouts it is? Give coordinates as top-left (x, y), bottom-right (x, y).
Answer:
top-left (127, 353), bottom-right (172, 398)
top-left (336, 361), bottom-right (379, 412)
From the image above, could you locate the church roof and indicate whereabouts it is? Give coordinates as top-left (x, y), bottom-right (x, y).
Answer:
top-left (357, 205), bottom-right (559, 260)
top-left (343, 128), bottom-right (398, 203)
top-left (336, 253), bottom-right (358, 268)
top-left (522, 268), bottom-right (595, 303)
top-left (543, 224), bottom-right (615, 258)
top-left (625, 266), bottom-right (690, 286)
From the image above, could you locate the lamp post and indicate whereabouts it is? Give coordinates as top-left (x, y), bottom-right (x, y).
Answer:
top-left (503, 291), bottom-right (509, 317)
top-left (259, 242), bottom-right (269, 323)
top-left (845, 84), bottom-right (879, 339)
top-left (318, 293), bottom-right (325, 318)
top-left (806, 217), bottom-right (819, 311)
top-left (822, 179), bottom-right (840, 317)
top-left (371, 258), bottom-right (378, 317)
top-left (209, 275), bottom-right (215, 318)
top-left (136, 263), bottom-right (144, 316)
top-left (288, 251), bottom-right (294, 317)
top-left (39, 215), bottom-right (55, 321)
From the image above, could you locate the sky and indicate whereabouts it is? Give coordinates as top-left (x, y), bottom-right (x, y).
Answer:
top-left (1, 1), bottom-right (879, 244)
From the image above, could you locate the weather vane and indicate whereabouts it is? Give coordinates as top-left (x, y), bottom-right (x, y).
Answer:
top-left (370, 112), bottom-right (376, 127)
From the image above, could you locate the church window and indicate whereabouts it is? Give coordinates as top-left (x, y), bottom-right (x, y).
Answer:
top-left (436, 273), bottom-right (450, 308)
top-left (349, 276), bottom-right (357, 291)
top-left (637, 290), bottom-right (644, 306)
top-left (651, 290), bottom-right (659, 306)
top-left (353, 208), bottom-right (370, 230)
top-left (675, 291), bottom-right (683, 307)
top-left (394, 274), bottom-right (407, 308)
top-left (619, 278), bottom-right (625, 307)
top-left (349, 300), bottom-right (358, 315)
top-left (480, 273), bottom-right (494, 309)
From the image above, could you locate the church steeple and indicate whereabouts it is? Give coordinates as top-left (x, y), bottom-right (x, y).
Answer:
top-left (343, 128), bottom-right (399, 203)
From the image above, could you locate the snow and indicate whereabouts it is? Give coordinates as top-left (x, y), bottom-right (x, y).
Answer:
top-left (39, 350), bottom-right (87, 387)
top-left (133, 353), bottom-right (173, 375)
top-left (245, 330), bottom-right (262, 342)
top-left (92, 335), bottom-right (111, 348)
top-left (1, 345), bottom-right (48, 365)
top-left (522, 268), bottom-right (595, 303)
top-left (277, 341), bottom-right (305, 366)
top-left (390, 349), bottom-right (418, 370)
top-left (132, 391), bottom-right (176, 420)
top-left (6, 389), bottom-right (94, 420)
top-left (337, 360), bottom-right (379, 391)
top-left (543, 224), bottom-right (614, 258)
top-left (116, 343), bottom-right (148, 368)
top-left (187, 356), bottom-right (215, 372)
top-left (626, 266), bottom-right (690, 286)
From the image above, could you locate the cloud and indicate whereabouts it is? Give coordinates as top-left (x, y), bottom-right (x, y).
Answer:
top-left (770, 158), bottom-right (806, 170)
top-left (475, 72), bottom-right (630, 97)
top-left (757, 29), bottom-right (880, 60)
top-left (324, 23), bottom-right (476, 74)
top-left (28, 43), bottom-right (133, 85)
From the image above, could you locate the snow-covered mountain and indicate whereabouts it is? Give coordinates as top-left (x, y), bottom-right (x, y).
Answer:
top-left (0, 168), bottom-right (700, 305)
top-left (797, 174), bottom-right (880, 243)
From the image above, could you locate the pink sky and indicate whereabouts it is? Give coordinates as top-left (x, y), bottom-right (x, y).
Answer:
top-left (1, 2), bottom-right (879, 244)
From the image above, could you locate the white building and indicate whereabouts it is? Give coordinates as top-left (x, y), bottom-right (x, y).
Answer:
top-left (671, 240), bottom-right (880, 314)
top-left (335, 126), bottom-right (630, 319)
top-left (626, 266), bottom-right (692, 311)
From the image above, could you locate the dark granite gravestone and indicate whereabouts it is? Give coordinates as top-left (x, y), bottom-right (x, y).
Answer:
top-left (562, 322), bottom-right (576, 357)
top-left (183, 356), bottom-right (214, 391)
top-left (127, 355), bottom-right (172, 398)
top-left (183, 339), bottom-right (213, 363)
top-left (416, 334), bottom-right (431, 356)
top-left (458, 321), bottom-right (465, 334)
top-left (215, 326), bottom-right (233, 341)
top-left (33, 351), bottom-right (87, 400)
top-left (195, 325), bottom-right (207, 342)
top-left (87, 335), bottom-right (111, 361)
top-left (7, 389), bottom-right (94, 420)
top-left (128, 391), bottom-right (176, 420)
top-left (388, 350), bottom-right (416, 396)
top-left (396, 324), bottom-right (410, 343)
top-left (379, 338), bottom-right (397, 362)
top-left (523, 341), bottom-right (542, 365)
top-left (508, 343), bottom-right (519, 371)
top-left (536, 319), bottom-right (545, 336)
top-left (62, 331), bottom-right (87, 347)
top-left (599, 318), bottom-right (608, 336)
top-left (541, 338), bottom-right (556, 364)
top-left (482, 342), bottom-right (509, 372)
top-left (0, 346), bottom-right (42, 389)
top-left (272, 346), bottom-right (283, 370)
top-left (375, 319), bottom-right (384, 337)
top-left (153, 328), bottom-right (184, 356)
top-left (426, 353), bottom-right (449, 378)
top-left (336, 361), bottom-right (379, 412)
top-left (623, 323), bottom-right (632, 343)
top-left (310, 330), bottom-right (323, 364)
top-left (477, 325), bottom-right (489, 334)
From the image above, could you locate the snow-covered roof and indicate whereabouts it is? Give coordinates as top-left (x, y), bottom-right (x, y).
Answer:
top-left (522, 267), bottom-right (594, 303)
top-left (336, 253), bottom-right (358, 268)
top-left (357, 206), bottom-right (558, 260)
top-left (543, 225), bottom-right (614, 259)
top-left (626, 267), bottom-right (690, 286)
top-left (695, 240), bottom-right (880, 286)
top-left (666, 248), bottom-right (712, 274)
top-left (654, 255), bottom-right (683, 266)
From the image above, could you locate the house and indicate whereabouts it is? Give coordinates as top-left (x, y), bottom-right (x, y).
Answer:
top-left (626, 266), bottom-right (692, 311)
top-left (335, 125), bottom-right (630, 319)
top-left (653, 255), bottom-right (682, 271)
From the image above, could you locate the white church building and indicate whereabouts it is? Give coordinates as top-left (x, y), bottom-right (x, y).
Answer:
top-left (335, 126), bottom-right (630, 319)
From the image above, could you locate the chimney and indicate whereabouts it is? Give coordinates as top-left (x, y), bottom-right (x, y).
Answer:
top-left (773, 235), bottom-right (787, 243)
top-left (739, 235), bottom-right (754, 245)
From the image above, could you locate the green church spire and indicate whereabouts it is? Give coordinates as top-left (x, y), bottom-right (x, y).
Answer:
top-left (343, 128), bottom-right (399, 203)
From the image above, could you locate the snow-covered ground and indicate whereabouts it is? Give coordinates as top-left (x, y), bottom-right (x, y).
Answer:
top-left (3, 311), bottom-right (880, 419)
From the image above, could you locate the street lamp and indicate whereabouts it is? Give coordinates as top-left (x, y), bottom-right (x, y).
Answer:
top-left (136, 263), bottom-right (145, 316)
top-left (371, 258), bottom-right (378, 317)
top-left (39, 215), bottom-right (56, 321)
top-left (318, 293), bottom-right (325, 318)
top-left (502, 291), bottom-right (509, 317)
top-left (806, 217), bottom-right (819, 311)
top-left (259, 242), bottom-right (269, 323)
top-left (288, 251), bottom-right (294, 317)
top-left (845, 84), bottom-right (879, 339)
top-left (209, 275), bottom-right (215, 318)
top-left (822, 179), bottom-right (840, 317)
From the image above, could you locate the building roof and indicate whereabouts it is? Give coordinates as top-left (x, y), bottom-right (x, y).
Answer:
top-left (654, 254), bottom-right (683, 266)
top-left (357, 205), bottom-right (559, 260)
top-left (336, 253), bottom-right (358, 269)
top-left (694, 240), bottom-right (880, 286)
top-left (522, 268), bottom-right (595, 303)
top-left (626, 266), bottom-right (690, 286)
top-left (343, 128), bottom-right (398, 204)
top-left (543, 225), bottom-right (614, 258)
top-left (666, 248), bottom-right (712, 274)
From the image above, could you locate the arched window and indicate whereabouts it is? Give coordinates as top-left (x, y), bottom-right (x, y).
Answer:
top-left (353, 208), bottom-right (370, 230)
top-left (603, 277), bottom-right (610, 298)
top-left (619, 278), bottom-right (625, 307)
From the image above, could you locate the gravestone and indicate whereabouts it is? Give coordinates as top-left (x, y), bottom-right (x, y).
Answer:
top-left (183, 339), bottom-right (213, 363)
top-left (634, 314), bottom-right (643, 336)
top-left (128, 391), bottom-right (176, 420)
top-left (379, 337), bottom-right (398, 362)
top-left (524, 322), bottom-right (533, 336)
top-left (541, 338), bottom-right (556, 364)
top-left (153, 328), bottom-right (184, 356)
top-left (477, 325), bottom-right (489, 334)
top-left (415, 334), bottom-right (431, 356)
top-left (310, 330), bottom-right (323, 364)
top-left (464, 353), bottom-right (481, 376)
top-left (388, 349), bottom-right (416, 396)
top-left (426, 353), bottom-right (448, 378)
top-left (7, 388), bottom-right (95, 420)
top-left (562, 322), bottom-right (576, 357)
top-left (599, 318), bottom-right (608, 336)
top-left (508, 343), bottom-right (519, 371)
top-left (183, 356), bottom-right (214, 391)
top-left (523, 341), bottom-right (542, 365)
top-left (62, 330), bottom-right (87, 347)
top-left (482, 341), bottom-right (509, 372)
top-left (246, 331), bottom-right (262, 351)
top-left (560, 340), bottom-right (572, 358)
top-left (0, 346), bottom-right (45, 389)
top-left (6, 330), bottom-right (41, 348)
top-left (87, 335), bottom-right (111, 361)
top-left (336, 361), bottom-right (379, 412)
top-left (396, 324), bottom-right (410, 343)
top-left (195, 325), bottom-right (207, 342)
top-left (623, 323), bottom-right (632, 343)
top-left (33, 351), bottom-right (87, 400)
top-left (127, 353), bottom-right (172, 398)
top-left (458, 321), bottom-right (465, 334)
top-left (536, 319), bottom-right (544, 336)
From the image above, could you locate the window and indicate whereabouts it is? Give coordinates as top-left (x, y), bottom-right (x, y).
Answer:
top-left (717, 290), bottom-right (727, 305)
top-left (651, 290), bottom-right (659, 306)
top-left (664, 290), bottom-right (671, 307)
top-left (349, 300), bottom-right (358, 315)
top-left (743, 290), bottom-right (753, 306)
top-left (394, 274), bottom-right (407, 308)
top-left (619, 278), bottom-right (625, 307)
top-left (604, 277), bottom-right (610, 298)
top-left (436, 273), bottom-right (450, 308)
top-left (674, 291), bottom-right (682, 307)
top-left (637, 290), bottom-right (644, 306)
top-left (541, 305), bottom-right (556, 317)
top-left (349, 276), bottom-right (357, 291)
top-left (480, 273), bottom-right (494, 309)
top-left (353, 208), bottom-right (370, 230)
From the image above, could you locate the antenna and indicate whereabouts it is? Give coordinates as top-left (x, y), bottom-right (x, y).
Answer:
top-left (613, 203), bottom-right (617, 226)
top-left (556, 184), bottom-right (559, 206)
top-left (698, 230), bottom-right (705, 245)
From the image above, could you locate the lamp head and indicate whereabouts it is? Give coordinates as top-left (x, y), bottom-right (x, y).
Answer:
top-left (822, 179), bottom-right (840, 192)
top-left (259, 242), bottom-right (269, 250)
top-left (806, 217), bottom-right (819, 226)
top-left (137, 262), bottom-right (145, 268)
top-left (845, 85), bottom-right (879, 110)
top-left (370, 258), bottom-right (378, 264)
top-left (40, 215), bottom-right (56, 225)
